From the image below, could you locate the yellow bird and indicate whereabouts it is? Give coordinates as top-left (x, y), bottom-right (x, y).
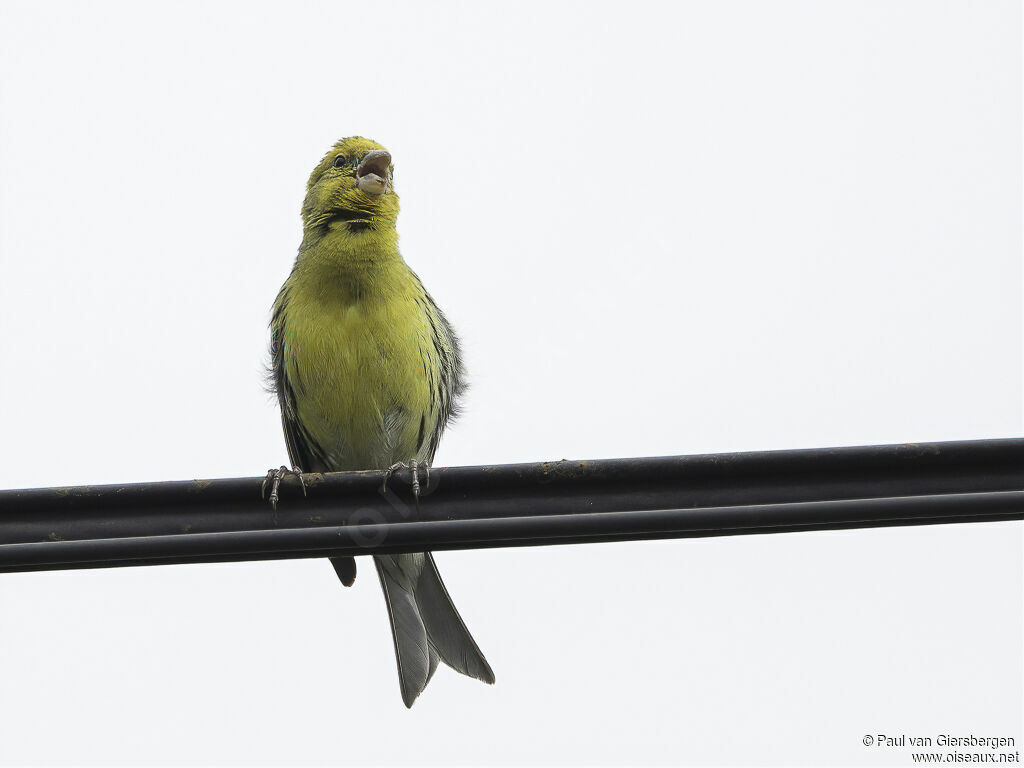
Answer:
top-left (266, 136), bottom-right (493, 707)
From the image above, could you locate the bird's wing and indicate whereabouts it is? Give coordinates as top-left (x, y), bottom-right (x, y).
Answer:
top-left (395, 284), bottom-right (493, 687)
top-left (270, 297), bottom-right (357, 585)
top-left (414, 282), bottom-right (467, 465)
top-left (270, 290), bottom-right (332, 472)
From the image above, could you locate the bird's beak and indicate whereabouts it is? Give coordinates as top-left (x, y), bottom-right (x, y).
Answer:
top-left (357, 150), bottom-right (392, 196)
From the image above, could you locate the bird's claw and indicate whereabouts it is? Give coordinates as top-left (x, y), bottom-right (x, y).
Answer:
top-left (381, 460), bottom-right (430, 505)
top-left (261, 466), bottom-right (308, 513)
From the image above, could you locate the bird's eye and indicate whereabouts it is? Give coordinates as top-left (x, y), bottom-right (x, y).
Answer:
top-left (333, 155), bottom-right (347, 168)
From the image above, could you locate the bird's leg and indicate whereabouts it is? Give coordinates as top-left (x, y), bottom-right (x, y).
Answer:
top-left (381, 460), bottom-right (430, 512)
top-left (261, 465), bottom-right (309, 514)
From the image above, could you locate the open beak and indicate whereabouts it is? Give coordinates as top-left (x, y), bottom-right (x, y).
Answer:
top-left (357, 150), bottom-right (391, 196)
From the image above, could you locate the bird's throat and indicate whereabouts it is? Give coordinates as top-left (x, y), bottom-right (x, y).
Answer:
top-left (299, 226), bottom-right (401, 274)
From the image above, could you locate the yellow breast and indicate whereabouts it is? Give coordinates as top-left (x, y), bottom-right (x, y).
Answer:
top-left (281, 261), bottom-right (440, 470)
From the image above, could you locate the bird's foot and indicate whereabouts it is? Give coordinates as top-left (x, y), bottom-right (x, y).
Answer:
top-left (381, 460), bottom-right (430, 506)
top-left (261, 465), bottom-right (309, 513)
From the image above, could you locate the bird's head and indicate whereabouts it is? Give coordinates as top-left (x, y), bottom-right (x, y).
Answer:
top-left (301, 136), bottom-right (399, 238)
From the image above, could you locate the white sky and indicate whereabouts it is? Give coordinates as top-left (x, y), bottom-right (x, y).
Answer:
top-left (0, 1), bottom-right (1020, 765)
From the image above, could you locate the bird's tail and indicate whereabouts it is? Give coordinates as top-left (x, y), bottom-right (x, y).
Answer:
top-left (374, 552), bottom-right (494, 707)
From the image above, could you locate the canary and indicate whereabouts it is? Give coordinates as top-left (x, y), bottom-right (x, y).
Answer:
top-left (267, 137), bottom-right (493, 707)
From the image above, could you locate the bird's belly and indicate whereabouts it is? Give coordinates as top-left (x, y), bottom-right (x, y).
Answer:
top-left (285, 297), bottom-right (435, 471)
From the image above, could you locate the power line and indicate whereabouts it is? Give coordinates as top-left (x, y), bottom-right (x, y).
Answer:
top-left (1, 439), bottom-right (1022, 573)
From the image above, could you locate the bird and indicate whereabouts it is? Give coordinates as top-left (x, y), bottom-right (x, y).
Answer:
top-left (265, 136), bottom-right (494, 707)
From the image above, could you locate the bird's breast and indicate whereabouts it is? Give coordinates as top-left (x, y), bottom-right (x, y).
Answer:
top-left (282, 275), bottom-right (438, 470)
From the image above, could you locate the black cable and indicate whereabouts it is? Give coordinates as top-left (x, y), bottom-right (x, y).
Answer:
top-left (1, 439), bottom-right (1021, 573)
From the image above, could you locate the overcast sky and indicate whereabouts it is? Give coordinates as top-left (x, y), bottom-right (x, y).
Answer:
top-left (0, 1), bottom-right (1020, 765)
